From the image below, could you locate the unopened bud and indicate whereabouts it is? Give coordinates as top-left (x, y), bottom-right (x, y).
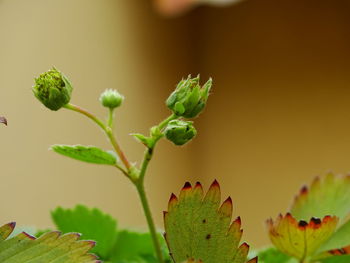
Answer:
top-left (166, 75), bottom-right (212, 118)
top-left (164, 120), bottom-right (197, 146)
top-left (33, 68), bottom-right (73, 111)
top-left (99, 89), bottom-right (124, 109)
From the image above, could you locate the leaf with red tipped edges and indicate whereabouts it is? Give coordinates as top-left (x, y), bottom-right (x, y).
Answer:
top-left (291, 173), bottom-right (350, 221)
top-left (164, 180), bottom-right (255, 263)
top-left (267, 213), bottom-right (338, 261)
top-left (0, 222), bottom-right (99, 263)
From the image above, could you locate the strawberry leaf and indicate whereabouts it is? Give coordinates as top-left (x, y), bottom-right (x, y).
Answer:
top-left (267, 214), bottom-right (338, 261)
top-left (164, 180), bottom-right (256, 263)
top-left (291, 173), bottom-right (350, 221)
top-left (319, 220), bottom-right (350, 252)
top-left (51, 205), bottom-right (118, 259)
top-left (52, 144), bottom-right (117, 165)
top-left (0, 222), bottom-right (99, 263)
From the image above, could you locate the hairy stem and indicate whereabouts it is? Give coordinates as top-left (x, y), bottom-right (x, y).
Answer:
top-left (64, 103), bottom-right (131, 172)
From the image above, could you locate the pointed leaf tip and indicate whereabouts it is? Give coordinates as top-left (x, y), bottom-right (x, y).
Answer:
top-left (183, 182), bottom-right (192, 189)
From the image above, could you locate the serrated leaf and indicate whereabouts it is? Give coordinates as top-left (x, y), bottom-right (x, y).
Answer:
top-left (0, 222), bottom-right (99, 263)
top-left (52, 144), bottom-right (117, 165)
top-left (267, 213), bottom-right (338, 261)
top-left (164, 180), bottom-right (256, 263)
top-left (110, 230), bottom-right (170, 263)
top-left (291, 173), bottom-right (350, 221)
top-left (319, 220), bottom-right (350, 253)
top-left (52, 205), bottom-right (118, 259)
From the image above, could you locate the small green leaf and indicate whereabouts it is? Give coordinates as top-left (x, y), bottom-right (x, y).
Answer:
top-left (319, 220), bottom-right (350, 252)
top-left (132, 133), bottom-right (154, 148)
top-left (110, 230), bottom-right (170, 263)
top-left (52, 205), bottom-right (118, 259)
top-left (164, 181), bottom-right (256, 263)
top-left (0, 222), bottom-right (99, 263)
top-left (52, 144), bottom-right (117, 165)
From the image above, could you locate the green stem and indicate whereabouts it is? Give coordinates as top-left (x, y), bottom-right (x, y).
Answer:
top-left (135, 181), bottom-right (164, 263)
top-left (158, 113), bottom-right (177, 130)
top-left (64, 103), bottom-right (106, 130)
top-left (107, 108), bottom-right (114, 128)
top-left (64, 103), bottom-right (131, 171)
top-left (132, 113), bottom-right (177, 263)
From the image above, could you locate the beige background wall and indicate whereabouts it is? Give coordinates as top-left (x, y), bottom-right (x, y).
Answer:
top-left (1, 0), bottom-right (350, 248)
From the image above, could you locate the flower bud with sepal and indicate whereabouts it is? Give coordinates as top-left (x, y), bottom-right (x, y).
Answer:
top-left (164, 120), bottom-right (197, 146)
top-left (166, 75), bottom-right (212, 118)
top-left (99, 89), bottom-right (124, 109)
top-left (33, 68), bottom-right (73, 111)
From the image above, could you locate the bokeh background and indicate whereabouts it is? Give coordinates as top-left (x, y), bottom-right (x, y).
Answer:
top-left (1, 0), bottom-right (350, 248)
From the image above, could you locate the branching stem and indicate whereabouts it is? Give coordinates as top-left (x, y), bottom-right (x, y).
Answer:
top-left (64, 103), bottom-right (177, 263)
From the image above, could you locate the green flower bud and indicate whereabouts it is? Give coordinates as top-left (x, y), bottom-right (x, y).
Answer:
top-left (166, 75), bottom-right (212, 118)
top-left (99, 89), bottom-right (124, 109)
top-left (164, 120), bottom-right (197, 146)
top-left (33, 68), bottom-right (73, 111)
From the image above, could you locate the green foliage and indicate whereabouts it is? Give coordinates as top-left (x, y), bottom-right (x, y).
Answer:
top-left (164, 181), bottom-right (256, 263)
top-left (110, 230), bottom-right (170, 263)
top-left (267, 173), bottom-right (350, 263)
top-left (256, 247), bottom-right (295, 263)
top-left (52, 144), bottom-right (117, 165)
top-left (52, 205), bottom-right (118, 259)
top-left (52, 205), bottom-right (169, 263)
top-left (0, 222), bottom-right (98, 263)
top-left (320, 255), bottom-right (350, 263)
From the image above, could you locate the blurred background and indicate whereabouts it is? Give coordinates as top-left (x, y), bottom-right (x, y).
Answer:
top-left (1, 0), bottom-right (350, 248)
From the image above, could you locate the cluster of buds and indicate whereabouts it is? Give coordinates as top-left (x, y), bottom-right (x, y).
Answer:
top-left (33, 69), bottom-right (211, 147)
top-left (165, 75), bottom-right (211, 146)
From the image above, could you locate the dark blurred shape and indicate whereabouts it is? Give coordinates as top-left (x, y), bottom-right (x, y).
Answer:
top-left (0, 117), bottom-right (7, 126)
top-left (153, 0), bottom-right (244, 16)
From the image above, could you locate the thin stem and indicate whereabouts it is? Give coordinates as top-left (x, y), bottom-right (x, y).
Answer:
top-left (64, 103), bottom-right (131, 170)
top-left (105, 128), bottom-right (131, 170)
top-left (136, 181), bottom-right (164, 263)
top-left (158, 113), bottom-right (177, 130)
top-left (107, 108), bottom-right (114, 128)
top-left (132, 113), bottom-right (177, 263)
top-left (64, 103), bottom-right (106, 130)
